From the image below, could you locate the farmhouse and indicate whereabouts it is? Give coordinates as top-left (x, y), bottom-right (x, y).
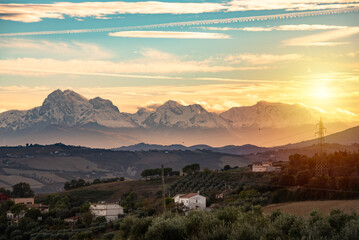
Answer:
top-left (174, 192), bottom-right (206, 210)
top-left (64, 216), bottom-right (81, 227)
top-left (90, 202), bottom-right (124, 221)
top-left (12, 197), bottom-right (34, 205)
top-left (28, 204), bottom-right (50, 213)
top-left (252, 160), bottom-right (281, 172)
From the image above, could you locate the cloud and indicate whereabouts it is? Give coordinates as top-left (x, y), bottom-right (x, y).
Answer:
top-left (0, 1), bottom-right (357, 23)
top-left (0, 39), bottom-right (112, 59)
top-left (109, 31), bottom-right (230, 39)
top-left (224, 53), bottom-right (302, 65)
top-left (199, 24), bottom-right (348, 32)
top-left (0, 49), bottom-right (246, 77)
top-left (1, 7), bottom-right (357, 36)
top-left (347, 50), bottom-right (359, 57)
top-left (283, 27), bottom-right (359, 46)
top-left (0, 1), bottom-right (226, 22)
top-left (228, 0), bottom-right (359, 12)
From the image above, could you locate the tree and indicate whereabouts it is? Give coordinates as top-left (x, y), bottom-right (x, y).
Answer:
top-left (182, 164), bottom-right (200, 175)
top-left (25, 208), bottom-right (41, 220)
top-left (121, 191), bottom-right (137, 212)
top-left (11, 182), bottom-right (34, 198)
top-left (223, 165), bottom-right (231, 171)
top-left (80, 203), bottom-right (90, 213)
top-left (10, 203), bottom-right (28, 218)
top-left (81, 212), bottom-right (93, 227)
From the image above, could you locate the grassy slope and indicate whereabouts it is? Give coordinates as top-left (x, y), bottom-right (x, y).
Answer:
top-left (263, 200), bottom-right (359, 217)
top-left (36, 177), bottom-right (179, 203)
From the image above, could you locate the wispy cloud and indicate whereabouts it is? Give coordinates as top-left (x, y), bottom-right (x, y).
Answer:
top-left (109, 31), bottom-right (230, 39)
top-left (199, 24), bottom-right (349, 32)
top-left (0, 49), bottom-right (250, 77)
top-left (0, 39), bottom-right (112, 59)
top-left (283, 27), bottom-right (359, 46)
top-left (0, 1), bottom-right (357, 22)
top-left (228, 0), bottom-right (359, 12)
top-left (1, 7), bottom-right (357, 36)
top-left (224, 53), bottom-right (302, 65)
top-left (0, 1), bottom-right (226, 22)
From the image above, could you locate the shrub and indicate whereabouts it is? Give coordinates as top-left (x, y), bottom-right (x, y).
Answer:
top-left (103, 232), bottom-right (114, 240)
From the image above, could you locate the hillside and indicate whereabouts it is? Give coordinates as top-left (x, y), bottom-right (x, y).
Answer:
top-left (263, 200), bottom-right (359, 217)
top-left (280, 126), bottom-right (359, 149)
top-left (1, 141), bottom-right (358, 193)
top-left (0, 144), bottom-right (252, 193)
top-left (36, 177), bottom-right (179, 204)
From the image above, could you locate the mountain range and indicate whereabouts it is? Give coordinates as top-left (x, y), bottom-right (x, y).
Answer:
top-left (0, 89), bottom-right (357, 148)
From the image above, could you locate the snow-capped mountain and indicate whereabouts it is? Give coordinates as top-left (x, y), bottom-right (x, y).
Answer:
top-left (220, 101), bottom-right (320, 128)
top-left (0, 89), bottom-right (136, 130)
top-left (1, 89), bottom-right (356, 148)
top-left (131, 100), bottom-right (230, 128)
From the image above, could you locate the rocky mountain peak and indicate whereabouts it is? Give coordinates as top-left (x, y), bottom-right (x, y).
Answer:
top-left (89, 97), bottom-right (119, 112)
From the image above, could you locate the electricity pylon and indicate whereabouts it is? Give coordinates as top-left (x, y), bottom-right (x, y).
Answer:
top-left (315, 117), bottom-right (328, 176)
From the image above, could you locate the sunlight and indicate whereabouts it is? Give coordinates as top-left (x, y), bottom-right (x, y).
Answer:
top-left (315, 84), bottom-right (331, 99)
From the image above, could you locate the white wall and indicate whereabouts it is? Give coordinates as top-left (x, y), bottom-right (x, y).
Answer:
top-left (90, 204), bottom-right (124, 221)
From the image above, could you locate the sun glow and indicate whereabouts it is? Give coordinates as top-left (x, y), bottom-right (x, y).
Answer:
top-left (315, 84), bottom-right (331, 99)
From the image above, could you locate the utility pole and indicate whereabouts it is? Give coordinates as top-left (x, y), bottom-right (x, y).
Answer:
top-left (161, 165), bottom-right (166, 212)
top-left (315, 117), bottom-right (328, 176)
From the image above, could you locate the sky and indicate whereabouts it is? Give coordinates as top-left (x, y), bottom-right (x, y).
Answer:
top-left (0, 0), bottom-right (358, 118)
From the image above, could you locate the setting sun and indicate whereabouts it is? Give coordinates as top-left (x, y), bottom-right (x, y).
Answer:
top-left (315, 84), bottom-right (331, 99)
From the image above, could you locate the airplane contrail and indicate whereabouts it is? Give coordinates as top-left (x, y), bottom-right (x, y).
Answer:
top-left (0, 7), bottom-right (358, 37)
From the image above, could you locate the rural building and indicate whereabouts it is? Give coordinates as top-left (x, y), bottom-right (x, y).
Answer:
top-left (7, 210), bottom-right (26, 225)
top-left (215, 189), bottom-right (232, 199)
top-left (90, 202), bottom-right (124, 221)
top-left (64, 216), bottom-right (81, 227)
top-left (12, 197), bottom-right (35, 205)
top-left (252, 160), bottom-right (281, 172)
top-left (28, 204), bottom-right (50, 213)
top-left (174, 192), bottom-right (206, 210)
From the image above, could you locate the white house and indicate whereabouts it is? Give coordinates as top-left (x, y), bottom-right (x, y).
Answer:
top-left (90, 202), bottom-right (124, 221)
top-left (174, 192), bottom-right (206, 210)
top-left (252, 160), bottom-right (281, 172)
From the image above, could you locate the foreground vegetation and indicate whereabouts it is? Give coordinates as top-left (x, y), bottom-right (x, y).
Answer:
top-left (1, 150), bottom-right (358, 239)
top-left (4, 206), bottom-right (358, 240)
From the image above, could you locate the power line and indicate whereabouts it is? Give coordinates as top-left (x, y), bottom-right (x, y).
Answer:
top-left (315, 118), bottom-right (328, 176)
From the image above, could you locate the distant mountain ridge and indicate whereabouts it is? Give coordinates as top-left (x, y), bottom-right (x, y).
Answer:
top-left (0, 89), bottom-right (357, 148)
top-left (0, 89), bottom-right (335, 131)
top-left (114, 125), bottom-right (359, 155)
top-left (114, 143), bottom-right (269, 155)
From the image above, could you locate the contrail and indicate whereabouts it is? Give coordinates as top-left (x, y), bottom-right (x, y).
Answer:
top-left (0, 7), bottom-right (358, 37)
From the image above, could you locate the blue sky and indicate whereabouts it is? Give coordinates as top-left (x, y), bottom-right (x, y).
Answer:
top-left (0, 0), bottom-right (358, 117)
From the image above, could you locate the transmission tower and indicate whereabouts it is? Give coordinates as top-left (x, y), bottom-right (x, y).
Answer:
top-left (315, 117), bottom-right (328, 176)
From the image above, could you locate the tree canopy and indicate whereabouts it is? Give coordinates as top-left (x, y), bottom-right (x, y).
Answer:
top-left (11, 182), bottom-right (34, 198)
top-left (182, 164), bottom-right (200, 174)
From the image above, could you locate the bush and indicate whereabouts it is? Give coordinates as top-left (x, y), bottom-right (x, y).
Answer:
top-left (103, 232), bottom-right (114, 240)
top-left (145, 215), bottom-right (187, 240)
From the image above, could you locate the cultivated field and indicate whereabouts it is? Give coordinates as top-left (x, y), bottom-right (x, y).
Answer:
top-left (263, 200), bottom-right (359, 217)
